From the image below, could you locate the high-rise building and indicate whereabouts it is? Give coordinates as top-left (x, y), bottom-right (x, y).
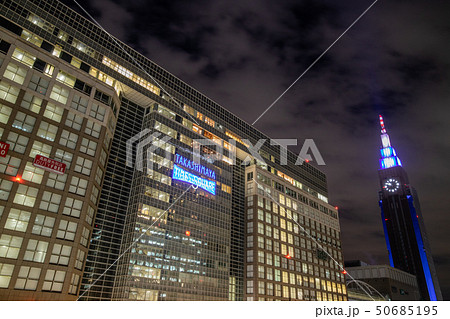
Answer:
top-left (377, 115), bottom-right (442, 301)
top-left (0, 0), bottom-right (346, 301)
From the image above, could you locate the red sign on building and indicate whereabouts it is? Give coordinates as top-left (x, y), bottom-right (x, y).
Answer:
top-left (33, 155), bottom-right (66, 175)
top-left (0, 141), bottom-right (10, 158)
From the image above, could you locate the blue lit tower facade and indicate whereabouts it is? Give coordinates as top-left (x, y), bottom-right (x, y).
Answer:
top-left (378, 115), bottom-right (442, 301)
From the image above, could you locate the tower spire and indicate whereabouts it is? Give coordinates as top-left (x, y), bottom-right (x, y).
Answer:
top-left (379, 115), bottom-right (402, 169)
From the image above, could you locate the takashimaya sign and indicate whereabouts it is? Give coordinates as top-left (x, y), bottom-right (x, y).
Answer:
top-left (172, 164), bottom-right (216, 195)
top-left (33, 155), bottom-right (66, 175)
top-left (172, 153), bottom-right (216, 195)
top-left (174, 153), bottom-right (216, 179)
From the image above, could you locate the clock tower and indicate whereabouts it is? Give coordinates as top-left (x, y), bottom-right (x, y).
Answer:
top-left (377, 115), bottom-right (442, 301)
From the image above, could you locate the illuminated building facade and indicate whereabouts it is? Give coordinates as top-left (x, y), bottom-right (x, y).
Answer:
top-left (378, 115), bottom-right (442, 301)
top-left (0, 0), bottom-right (346, 300)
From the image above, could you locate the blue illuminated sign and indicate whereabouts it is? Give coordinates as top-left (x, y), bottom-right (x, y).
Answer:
top-left (172, 164), bottom-right (216, 195)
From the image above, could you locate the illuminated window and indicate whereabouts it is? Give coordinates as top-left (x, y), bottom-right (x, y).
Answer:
top-left (21, 93), bottom-right (43, 114)
top-left (56, 70), bottom-right (76, 87)
top-left (68, 273), bottom-right (80, 295)
top-left (12, 112), bottom-right (35, 133)
top-left (0, 178), bottom-right (13, 200)
top-left (89, 103), bottom-right (106, 121)
top-left (4, 208), bottom-right (31, 232)
top-left (63, 197), bottom-right (83, 218)
top-left (29, 140), bottom-right (52, 158)
top-left (75, 249), bottom-right (85, 270)
top-left (3, 63), bottom-right (27, 84)
top-left (13, 185), bottom-right (38, 207)
top-left (79, 138), bottom-right (96, 158)
top-left (27, 13), bottom-right (54, 33)
top-left (85, 206), bottom-right (94, 225)
top-left (0, 155), bottom-right (21, 176)
top-left (0, 235), bottom-right (23, 259)
top-left (69, 176), bottom-right (88, 196)
top-left (37, 121), bottom-right (58, 142)
top-left (32, 214), bottom-right (55, 237)
top-left (12, 48), bottom-right (36, 67)
top-left (74, 156), bottom-right (92, 176)
top-left (80, 227), bottom-right (89, 247)
top-left (85, 120), bottom-right (101, 138)
top-left (15, 266), bottom-right (41, 291)
top-left (42, 103), bottom-right (63, 123)
top-left (0, 103), bottom-right (12, 124)
top-left (42, 269), bottom-right (65, 292)
top-left (39, 191), bottom-right (61, 213)
top-left (54, 148), bottom-right (73, 168)
top-left (90, 185), bottom-right (99, 204)
top-left (0, 263), bottom-right (14, 288)
top-left (70, 94), bottom-right (88, 114)
top-left (50, 244), bottom-right (71, 265)
top-left (56, 220), bottom-right (77, 241)
top-left (59, 130), bottom-right (78, 149)
top-left (50, 85), bottom-right (70, 104)
top-left (28, 75), bottom-right (49, 95)
top-left (65, 111), bottom-right (83, 130)
top-left (23, 239), bottom-right (48, 263)
top-left (0, 81), bottom-right (20, 103)
top-left (95, 167), bottom-right (104, 185)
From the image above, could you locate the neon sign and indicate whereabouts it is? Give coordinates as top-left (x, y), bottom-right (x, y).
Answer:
top-left (172, 164), bottom-right (216, 195)
top-left (175, 154), bottom-right (216, 179)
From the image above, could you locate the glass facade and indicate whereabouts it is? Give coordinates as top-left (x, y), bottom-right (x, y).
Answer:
top-left (0, 0), bottom-right (346, 301)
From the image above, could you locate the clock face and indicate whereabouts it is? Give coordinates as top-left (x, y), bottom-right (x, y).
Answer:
top-left (384, 178), bottom-right (400, 192)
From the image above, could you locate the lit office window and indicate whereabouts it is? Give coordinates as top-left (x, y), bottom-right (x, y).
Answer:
top-left (42, 269), bottom-right (65, 292)
top-left (4, 208), bottom-right (31, 232)
top-left (46, 171), bottom-right (67, 190)
top-left (43, 103), bottom-right (63, 122)
top-left (63, 197), bottom-right (83, 218)
top-left (0, 178), bottom-right (13, 200)
top-left (0, 103), bottom-right (12, 124)
top-left (68, 273), bottom-right (80, 295)
top-left (37, 121), bottom-right (58, 141)
top-left (29, 141), bottom-right (52, 158)
top-left (0, 155), bottom-right (21, 176)
top-left (56, 220), bottom-right (77, 241)
top-left (0, 235), bottom-right (23, 259)
top-left (13, 185), bottom-right (39, 207)
top-left (0, 81), bottom-right (20, 103)
top-left (89, 103), bottom-right (106, 121)
top-left (69, 176), bottom-right (88, 196)
top-left (32, 214), bottom-right (55, 237)
top-left (50, 244), bottom-right (71, 265)
top-left (50, 85), bottom-right (70, 104)
top-left (12, 48), bottom-right (36, 67)
top-left (21, 93), bottom-right (43, 114)
top-left (65, 112), bottom-right (83, 130)
top-left (0, 263), bottom-right (14, 288)
top-left (59, 130), bottom-right (78, 149)
top-left (74, 156), bottom-right (92, 175)
top-left (14, 266), bottom-right (41, 291)
top-left (12, 111), bottom-right (36, 133)
top-left (75, 249), bottom-right (85, 270)
top-left (3, 63), bottom-right (27, 84)
top-left (56, 70), bottom-right (76, 87)
top-left (39, 191), bottom-right (61, 213)
top-left (84, 120), bottom-right (101, 138)
top-left (23, 239), bottom-right (48, 263)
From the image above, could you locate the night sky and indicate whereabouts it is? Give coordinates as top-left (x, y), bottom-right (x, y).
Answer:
top-left (62, 0), bottom-right (450, 299)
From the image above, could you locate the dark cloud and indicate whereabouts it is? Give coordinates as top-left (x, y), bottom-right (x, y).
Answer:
top-left (61, 0), bottom-right (450, 299)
